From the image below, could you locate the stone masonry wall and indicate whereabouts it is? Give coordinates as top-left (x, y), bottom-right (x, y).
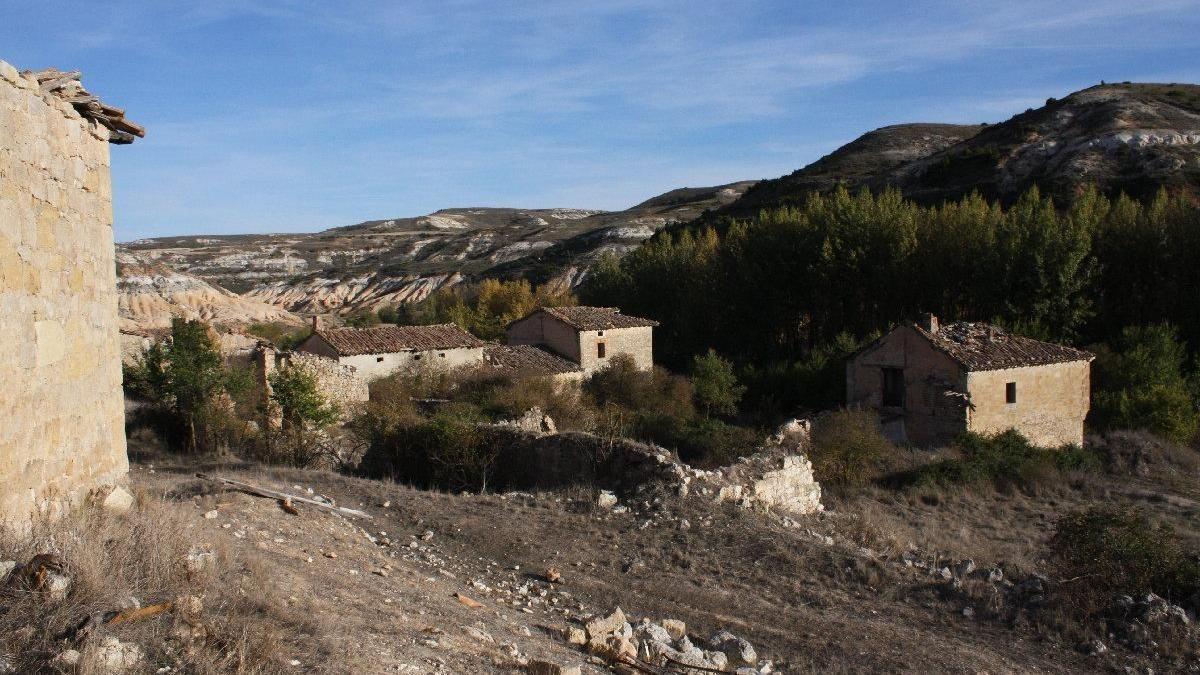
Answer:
top-left (284, 351), bottom-right (370, 419)
top-left (0, 61), bottom-right (128, 530)
top-left (966, 360), bottom-right (1091, 447)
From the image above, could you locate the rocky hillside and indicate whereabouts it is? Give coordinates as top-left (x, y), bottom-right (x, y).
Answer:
top-left (119, 181), bottom-right (756, 317)
top-left (707, 82), bottom-right (1200, 222)
top-left (116, 252), bottom-right (303, 332)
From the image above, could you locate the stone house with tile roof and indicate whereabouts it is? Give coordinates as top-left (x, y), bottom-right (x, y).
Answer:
top-left (506, 306), bottom-right (658, 374)
top-left (846, 314), bottom-right (1094, 447)
top-left (296, 320), bottom-right (486, 381)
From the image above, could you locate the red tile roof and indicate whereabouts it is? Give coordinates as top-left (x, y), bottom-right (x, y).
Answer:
top-left (316, 324), bottom-right (484, 356)
top-left (916, 322), bottom-right (1093, 371)
top-left (537, 306), bottom-right (658, 331)
top-left (483, 345), bottom-right (582, 377)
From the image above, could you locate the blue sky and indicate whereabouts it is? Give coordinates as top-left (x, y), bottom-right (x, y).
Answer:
top-left (4, 0), bottom-right (1199, 241)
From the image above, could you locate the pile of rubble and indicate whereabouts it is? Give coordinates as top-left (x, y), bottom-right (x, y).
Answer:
top-left (563, 606), bottom-right (772, 674)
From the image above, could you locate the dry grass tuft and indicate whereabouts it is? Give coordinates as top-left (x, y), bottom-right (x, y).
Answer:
top-left (0, 492), bottom-right (332, 673)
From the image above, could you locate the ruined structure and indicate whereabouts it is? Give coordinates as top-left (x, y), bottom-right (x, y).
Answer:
top-left (295, 319), bottom-right (486, 381)
top-left (846, 314), bottom-right (1093, 447)
top-left (482, 344), bottom-right (584, 383)
top-left (255, 346), bottom-right (369, 423)
top-left (0, 62), bottom-right (141, 529)
top-left (506, 306), bottom-right (657, 374)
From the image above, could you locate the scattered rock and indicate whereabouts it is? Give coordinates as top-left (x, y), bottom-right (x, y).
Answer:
top-left (954, 559), bottom-right (976, 578)
top-left (45, 573), bottom-right (71, 601)
top-left (52, 649), bottom-right (81, 667)
top-left (585, 607), bottom-right (627, 639)
top-left (596, 491), bottom-right (618, 510)
top-left (100, 486), bottom-right (134, 515)
top-left (662, 618), bottom-right (686, 641)
top-left (202, 510), bottom-right (219, 520)
top-left (710, 630), bottom-right (757, 667)
top-left (544, 566), bottom-right (562, 584)
top-left (1078, 638), bottom-right (1108, 656)
top-left (526, 660), bottom-right (581, 675)
top-left (565, 626), bottom-right (587, 645)
top-left (84, 637), bottom-right (143, 674)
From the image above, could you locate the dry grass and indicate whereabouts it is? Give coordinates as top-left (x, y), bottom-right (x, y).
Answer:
top-left (0, 492), bottom-right (333, 674)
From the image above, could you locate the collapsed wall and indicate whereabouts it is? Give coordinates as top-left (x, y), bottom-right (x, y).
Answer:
top-left (0, 61), bottom-right (137, 530)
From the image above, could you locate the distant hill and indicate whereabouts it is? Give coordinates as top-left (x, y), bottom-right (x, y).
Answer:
top-left (118, 181), bottom-right (756, 318)
top-left (704, 83), bottom-right (1200, 224)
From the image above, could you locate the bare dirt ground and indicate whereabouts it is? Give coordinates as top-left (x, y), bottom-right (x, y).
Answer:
top-left (119, 436), bottom-right (1200, 675)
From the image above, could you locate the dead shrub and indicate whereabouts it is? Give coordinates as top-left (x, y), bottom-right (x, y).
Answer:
top-left (0, 495), bottom-right (333, 673)
top-left (808, 408), bottom-right (894, 489)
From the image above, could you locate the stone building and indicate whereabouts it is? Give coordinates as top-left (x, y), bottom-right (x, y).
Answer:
top-left (295, 320), bottom-right (487, 381)
top-left (846, 314), bottom-right (1093, 447)
top-left (482, 344), bottom-right (585, 383)
top-left (1, 62), bottom-right (142, 529)
top-left (506, 306), bottom-right (657, 374)
top-left (255, 346), bottom-right (369, 423)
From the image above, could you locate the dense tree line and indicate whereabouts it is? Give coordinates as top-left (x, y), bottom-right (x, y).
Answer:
top-left (582, 186), bottom-right (1200, 424)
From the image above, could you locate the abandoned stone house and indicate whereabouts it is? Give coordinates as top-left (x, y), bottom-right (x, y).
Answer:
top-left (846, 314), bottom-right (1093, 447)
top-left (295, 319), bottom-right (487, 381)
top-left (505, 306), bottom-right (658, 375)
top-left (482, 343), bottom-right (586, 383)
top-left (1, 62), bottom-right (143, 529)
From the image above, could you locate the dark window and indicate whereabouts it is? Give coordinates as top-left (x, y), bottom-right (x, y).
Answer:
top-left (597, 342), bottom-right (606, 359)
top-left (413, 354), bottom-right (422, 361)
top-left (1006, 382), bottom-right (1017, 404)
top-left (376, 356), bottom-right (384, 363)
top-left (439, 352), bottom-right (446, 358)
top-left (598, 330), bottom-right (605, 336)
top-left (881, 368), bottom-right (904, 408)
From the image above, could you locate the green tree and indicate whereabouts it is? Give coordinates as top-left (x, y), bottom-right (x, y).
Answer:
top-left (691, 349), bottom-right (745, 417)
top-left (1091, 325), bottom-right (1199, 443)
top-left (269, 368), bottom-right (339, 431)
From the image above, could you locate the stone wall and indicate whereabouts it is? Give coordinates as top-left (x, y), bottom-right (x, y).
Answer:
top-left (577, 326), bottom-right (653, 374)
top-left (967, 360), bottom-right (1090, 447)
top-left (846, 325), bottom-right (969, 446)
top-left (0, 61), bottom-right (128, 530)
top-left (283, 351), bottom-right (370, 418)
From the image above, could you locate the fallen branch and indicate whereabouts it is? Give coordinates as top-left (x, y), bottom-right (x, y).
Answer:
top-left (195, 474), bottom-right (372, 520)
top-left (107, 602), bottom-right (173, 626)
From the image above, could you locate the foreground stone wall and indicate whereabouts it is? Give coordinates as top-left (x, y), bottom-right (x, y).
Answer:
top-left (0, 61), bottom-right (128, 530)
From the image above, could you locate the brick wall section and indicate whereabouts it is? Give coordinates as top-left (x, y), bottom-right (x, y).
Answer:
top-left (0, 61), bottom-right (127, 530)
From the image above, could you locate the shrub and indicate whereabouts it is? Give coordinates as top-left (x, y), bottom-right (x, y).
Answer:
top-left (1090, 325), bottom-right (1199, 443)
top-left (808, 408), bottom-right (894, 488)
top-left (1049, 506), bottom-right (1200, 618)
top-left (900, 430), bottom-right (1101, 491)
top-left (245, 321), bottom-right (309, 350)
top-left (584, 355), bottom-right (696, 421)
top-left (124, 319), bottom-right (253, 453)
top-left (357, 406), bottom-right (499, 492)
top-left (691, 349), bottom-right (746, 417)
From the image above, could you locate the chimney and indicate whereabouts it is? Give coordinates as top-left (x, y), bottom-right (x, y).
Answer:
top-left (311, 315), bottom-right (321, 332)
top-left (918, 313), bottom-right (939, 334)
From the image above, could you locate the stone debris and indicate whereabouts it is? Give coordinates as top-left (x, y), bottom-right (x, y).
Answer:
top-left (99, 486), bottom-right (135, 514)
top-left (596, 490), bottom-right (619, 510)
top-left (496, 407), bottom-right (558, 435)
top-left (691, 450), bottom-right (823, 516)
top-left (572, 608), bottom-right (765, 673)
top-left (84, 637), bottom-right (143, 674)
top-left (525, 660), bottom-right (581, 675)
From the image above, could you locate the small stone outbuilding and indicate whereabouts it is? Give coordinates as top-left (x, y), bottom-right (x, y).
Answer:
top-left (295, 321), bottom-right (486, 381)
top-left (846, 315), bottom-right (1093, 447)
top-left (506, 306), bottom-right (657, 374)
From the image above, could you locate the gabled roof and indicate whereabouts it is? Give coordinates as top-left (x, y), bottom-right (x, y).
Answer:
top-left (532, 306), bottom-right (658, 331)
top-left (315, 323), bottom-right (485, 356)
top-left (483, 345), bottom-right (582, 377)
top-left (914, 321), bottom-right (1093, 371)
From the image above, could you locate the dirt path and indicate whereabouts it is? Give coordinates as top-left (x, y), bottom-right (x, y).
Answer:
top-left (127, 452), bottom-right (1114, 674)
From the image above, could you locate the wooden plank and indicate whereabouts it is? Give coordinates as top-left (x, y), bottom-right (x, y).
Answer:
top-left (195, 473), bottom-right (373, 520)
